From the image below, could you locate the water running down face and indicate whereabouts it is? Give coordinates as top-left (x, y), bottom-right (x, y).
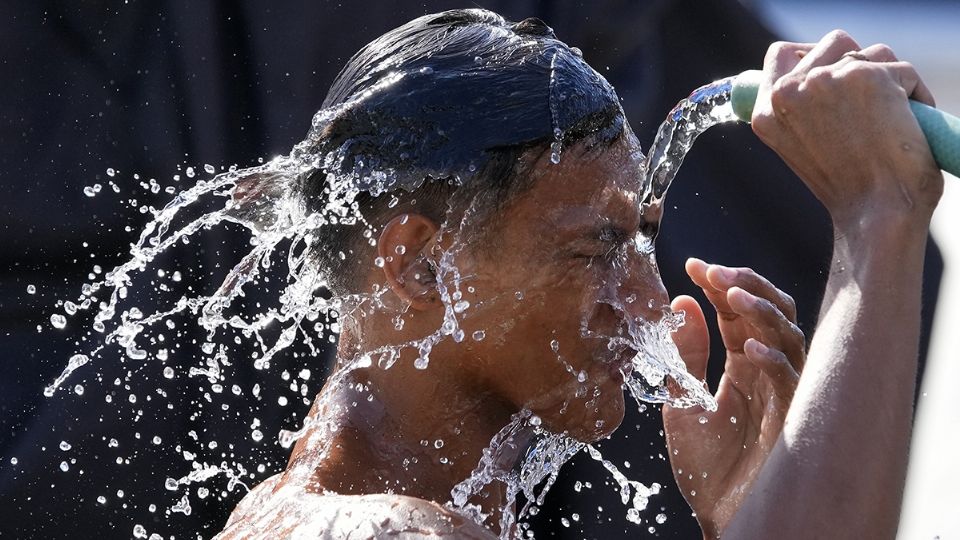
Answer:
top-left (345, 132), bottom-right (669, 443)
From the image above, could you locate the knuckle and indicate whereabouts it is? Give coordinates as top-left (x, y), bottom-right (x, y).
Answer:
top-left (826, 29), bottom-right (857, 48)
top-left (805, 66), bottom-right (835, 88)
top-left (766, 41), bottom-right (800, 65)
top-left (781, 293), bottom-right (797, 317)
top-left (872, 43), bottom-right (897, 60)
top-left (770, 75), bottom-right (802, 111)
top-left (788, 325), bottom-right (806, 346)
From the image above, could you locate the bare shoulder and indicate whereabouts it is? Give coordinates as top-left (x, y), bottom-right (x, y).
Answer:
top-left (216, 477), bottom-right (495, 539)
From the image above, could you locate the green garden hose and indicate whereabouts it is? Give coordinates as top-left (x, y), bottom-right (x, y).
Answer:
top-left (731, 70), bottom-right (960, 178)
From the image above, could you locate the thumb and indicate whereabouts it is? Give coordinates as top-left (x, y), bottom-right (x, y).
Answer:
top-left (670, 295), bottom-right (709, 381)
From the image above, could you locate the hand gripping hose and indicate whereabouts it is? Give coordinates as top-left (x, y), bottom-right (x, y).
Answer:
top-left (731, 70), bottom-right (960, 178)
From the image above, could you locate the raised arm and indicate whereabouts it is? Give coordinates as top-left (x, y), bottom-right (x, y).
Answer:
top-left (721, 31), bottom-right (943, 539)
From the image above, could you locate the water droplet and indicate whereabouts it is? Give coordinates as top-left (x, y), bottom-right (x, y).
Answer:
top-left (97, 495), bottom-right (106, 504)
top-left (203, 164), bottom-right (216, 174)
top-left (26, 284), bottom-right (36, 294)
top-left (656, 513), bottom-right (667, 524)
top-left (163, 367), bottom-right (174, 379)
top-left (730, 416), bottom-right (737, 424)
top-left (414, 357), bottom-right (429, 370)
top-left (9, 457), bottom-right (17, 465)
top-left (251, 430), bottom-right (263, 442)
top-left (472, 330), bottom-right (485, 341)
top-left (165, 478), bottom-right (179, 491)
top-left (59, 461), bottom-right (69, 472)
top-left (59, 441), bottom-right (71, 451)
top-left (550, 339), bottom-right (560, 353)
top-left (434, 439), bottom-right (444, 449)
top-left (698, 416), bottom-right (708, 424)
top-left (50, 314), bottom-right (66, 329)
top-left (133, 524), bottom-right (147, 538)
top-left (106, 168), bottom-right (116, 177)
top-left (374, 257), bottom-right (385, 268)
top-left (73, 384), bottom-right (84, 395)
top-left (395, 245), bottom-right (406, 255)
top-left (277, 396), bottom-right (288, 406)
top-left (185, 166), bottom-right (195, 178)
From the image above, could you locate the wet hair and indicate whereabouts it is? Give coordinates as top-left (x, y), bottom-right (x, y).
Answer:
top-left (300, 9), bottom-right (626, 294)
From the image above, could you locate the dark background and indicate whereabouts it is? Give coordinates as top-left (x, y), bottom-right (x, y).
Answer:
top-left (0, 1), bottom-right (942, 538)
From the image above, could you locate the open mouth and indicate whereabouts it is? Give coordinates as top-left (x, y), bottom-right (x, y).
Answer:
top-left (599, 347), bottom-right (637, 381)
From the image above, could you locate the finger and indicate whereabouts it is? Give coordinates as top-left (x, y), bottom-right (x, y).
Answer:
top-left (706, 265), bottom-right (798, 323)
top-left (857, 43), bottom-right (899, 63)
top-left (744, 338), bottom-right (799, 400)
top-left (792, 29), bottom-right (862, 74)
top-left (728, 287), bottom-right (806, 372)
top-left (756, 42), bottom-right (816, 124)
top-left (761, 41), bottom-right (816, 85)
top-left (670, 295), bottom-right (709, 381)
top-left (686, 258), bottom-right (734, 315)
top-left (687, 258), bottom-right (754, 352)
top-left (885, 60), bottom-right (936, 107)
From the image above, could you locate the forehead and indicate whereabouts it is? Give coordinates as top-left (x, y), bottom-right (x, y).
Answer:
top-left (523, 135), bottom-right (645, 225)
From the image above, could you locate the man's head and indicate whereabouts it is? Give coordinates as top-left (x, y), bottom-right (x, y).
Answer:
top-left (301, 9), bottom-right (625, 292)
top-left (299, 9), bottom-right (668, 441)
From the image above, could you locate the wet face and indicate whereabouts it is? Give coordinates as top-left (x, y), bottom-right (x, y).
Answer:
top-left (425, 133), bottom-right (669, 442)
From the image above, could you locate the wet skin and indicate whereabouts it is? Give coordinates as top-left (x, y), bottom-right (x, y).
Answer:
top-left (218, 131), bottom-right (805, 537)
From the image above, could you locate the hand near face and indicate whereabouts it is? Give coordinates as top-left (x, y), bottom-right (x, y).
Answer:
top-left (661, 258), bottom-right (804, 538)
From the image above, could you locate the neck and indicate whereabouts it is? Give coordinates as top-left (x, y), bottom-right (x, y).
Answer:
top-left (284, 337), bottom-right (528, 524)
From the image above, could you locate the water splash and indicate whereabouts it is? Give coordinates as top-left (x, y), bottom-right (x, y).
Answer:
top-left (36, 65), bottom-right (744, 537)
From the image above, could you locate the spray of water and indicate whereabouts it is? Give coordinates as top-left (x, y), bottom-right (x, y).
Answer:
top-left (34, 66), bottom-right (741, 539)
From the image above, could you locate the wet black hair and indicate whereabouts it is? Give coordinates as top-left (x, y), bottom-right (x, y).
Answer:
top-left (301, 9), bottom-right (626, 293)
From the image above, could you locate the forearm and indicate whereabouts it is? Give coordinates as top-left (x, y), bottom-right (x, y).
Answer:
top-left (721, 210), bottom-right (929, 539)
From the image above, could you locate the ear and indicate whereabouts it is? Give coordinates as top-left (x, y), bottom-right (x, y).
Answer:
top-left (377, 213), bottom-right (440, 311)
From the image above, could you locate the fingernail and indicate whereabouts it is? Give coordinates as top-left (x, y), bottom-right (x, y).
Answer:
top-left (748, 338), bottom-right (768, 355)
top-left (719, 266), bottom-right (737, 282)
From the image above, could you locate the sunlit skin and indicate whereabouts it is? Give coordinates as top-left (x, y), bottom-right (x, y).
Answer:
top-left (218, 130), bottom-right (803, 538)
top-left (219, 29), bottom-right (942, 540)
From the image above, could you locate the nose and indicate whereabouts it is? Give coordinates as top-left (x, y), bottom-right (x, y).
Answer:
top-left (615, 251), bottom-right (670, 323)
